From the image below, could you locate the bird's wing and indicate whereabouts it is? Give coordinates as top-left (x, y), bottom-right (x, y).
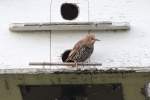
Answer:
top-left (66, 40), bottom-right (84, 62)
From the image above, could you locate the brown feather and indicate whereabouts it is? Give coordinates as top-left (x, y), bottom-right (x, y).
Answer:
top-left (65, 33), bottom-right (99, 62)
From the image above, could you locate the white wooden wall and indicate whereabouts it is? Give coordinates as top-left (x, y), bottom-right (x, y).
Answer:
top-left (0, 0), bottom-right (150, 69)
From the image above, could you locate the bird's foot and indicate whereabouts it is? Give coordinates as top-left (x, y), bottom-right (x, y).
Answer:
top-left (75, 61), bottom-right (78, 67)
top-left (76, 62), bottom-right (82, 71)
top-left (73, 61), bottom-right (80, 70)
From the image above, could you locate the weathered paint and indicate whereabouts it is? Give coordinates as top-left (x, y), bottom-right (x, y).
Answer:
top-left (0, 72), bottom-right (149, 100)
top-left (9, 22), bottom-right (130, 31)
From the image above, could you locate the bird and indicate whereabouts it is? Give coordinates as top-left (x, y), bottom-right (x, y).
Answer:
top-left (65, 33), bottom-right (100, 66)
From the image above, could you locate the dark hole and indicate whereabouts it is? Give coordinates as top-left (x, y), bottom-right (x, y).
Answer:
top-left (19, 84), bottom-right (124, 100)
top-left (61, 85), bottom-right (87, 100)
top-left (21, 86), bottom-right (31, 95)
top-left (61, 49), bottom-right (73, 62)
top-left (61, 3), bottom-right (79, 20)
top-left (112, 84), bottom-right (120, 91)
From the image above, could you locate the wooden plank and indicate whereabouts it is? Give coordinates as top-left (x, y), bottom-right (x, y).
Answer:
top-left (0, 67), bottom-right (150, 74)
top-left (29, 62), bottom-right (102, 66)
top-left (9, 22), bottom-right (130, 32)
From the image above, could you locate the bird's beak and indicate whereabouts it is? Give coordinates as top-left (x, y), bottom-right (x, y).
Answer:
top-left (95, 38), bottom-right (100, 41)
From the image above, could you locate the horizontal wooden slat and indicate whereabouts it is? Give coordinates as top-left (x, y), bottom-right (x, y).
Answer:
top-left (29, 62), bottom-right (102, 66)
top-left (9, 22), bottom-right (130, 32)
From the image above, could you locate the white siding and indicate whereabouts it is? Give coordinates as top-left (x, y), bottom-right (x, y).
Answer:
top-left (0, 0), bottom-right (150, 68)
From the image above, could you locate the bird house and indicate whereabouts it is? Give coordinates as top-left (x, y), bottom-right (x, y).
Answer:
top-left (9, 0), bottom-right (130, 69)
top-left (0, 0), bottom-right (150, 100)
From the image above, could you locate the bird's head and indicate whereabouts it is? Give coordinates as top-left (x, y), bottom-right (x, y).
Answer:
top-left (85, 33), bottom-right (100, 45)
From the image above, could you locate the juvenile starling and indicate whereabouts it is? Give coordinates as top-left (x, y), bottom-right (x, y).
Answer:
top-left (65, 33), bottom-right (100, 64)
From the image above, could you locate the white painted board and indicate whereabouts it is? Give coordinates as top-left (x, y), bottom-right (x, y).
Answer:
top-left (0, 0), bottom-right (150, 70)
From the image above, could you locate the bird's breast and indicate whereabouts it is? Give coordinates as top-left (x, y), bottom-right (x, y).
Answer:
top-left (73, 45), bottom-right (94, 62)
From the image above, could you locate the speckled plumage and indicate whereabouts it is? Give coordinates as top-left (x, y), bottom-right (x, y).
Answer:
top-left (70, 45), bottom-right (94, 62)
top-left (65, 34), bottom-right (99, 63)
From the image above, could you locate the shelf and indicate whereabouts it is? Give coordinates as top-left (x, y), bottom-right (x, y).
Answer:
top-left (9, 22), bottom-right (130, 32)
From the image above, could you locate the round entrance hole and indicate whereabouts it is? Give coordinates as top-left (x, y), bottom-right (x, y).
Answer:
top-left (61, 3), bottom-right (79, 20)
top-left (61, 49), bottom-right (73, 62)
